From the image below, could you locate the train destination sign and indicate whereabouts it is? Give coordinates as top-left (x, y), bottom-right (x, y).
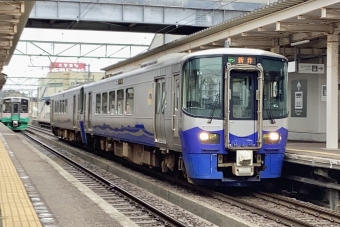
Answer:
top-left (228, 56), bottom-right (257, 65)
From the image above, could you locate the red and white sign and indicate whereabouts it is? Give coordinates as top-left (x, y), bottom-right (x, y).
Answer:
top-left (49, 62), bottom-right (86, 72)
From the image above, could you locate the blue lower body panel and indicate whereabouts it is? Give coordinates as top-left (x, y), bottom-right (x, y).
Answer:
top-left (182, 152), bottom-right (285, 186)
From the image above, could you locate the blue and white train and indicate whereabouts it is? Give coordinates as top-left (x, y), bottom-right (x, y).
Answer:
top-left (50, 48), bottom-right (288, 186)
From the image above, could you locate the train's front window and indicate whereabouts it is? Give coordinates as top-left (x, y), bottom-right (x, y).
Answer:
top-left (3, 99), bottom-right (11, 113)
top-left (182, 57), bottom-right (222, 118)
top-left (21, 99), bottom-right (28, 113)
top-left (262, 59), bottom-right (288, 119)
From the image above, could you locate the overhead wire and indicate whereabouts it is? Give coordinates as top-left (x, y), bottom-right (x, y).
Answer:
top-left (49, 0), bottom-right (100, 70)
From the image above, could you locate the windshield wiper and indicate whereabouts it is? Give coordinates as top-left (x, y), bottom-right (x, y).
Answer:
top-left (207, 94), bottom-right (219, 124)
top-left (265, 101), bottom-right (276, 124)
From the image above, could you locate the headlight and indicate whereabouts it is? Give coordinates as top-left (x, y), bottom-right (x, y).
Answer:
top-left (199, 132), bottom-right (209, 141)
top-left (263, 132), bottom-right (281, 144)
top-left (199, 132), bottom-right (220, 144)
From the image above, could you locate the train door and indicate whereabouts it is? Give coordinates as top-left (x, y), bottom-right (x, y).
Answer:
top-left (172, 74), bottom-right (180, 142)
top-left (73, 95), bottom-right (76, 128)
top-left (154, 77), bottom-right (167, 144)
top-left (225, 63), bottom-right (263, 149)
top-left (87, 92), bottom-right (92, 130)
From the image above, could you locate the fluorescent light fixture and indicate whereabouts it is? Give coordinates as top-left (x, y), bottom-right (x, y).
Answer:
top-left (291, 40), bottom-right (310, 46)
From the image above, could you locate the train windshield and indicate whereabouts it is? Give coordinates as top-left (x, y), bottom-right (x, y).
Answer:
top-left (2, 99), bottom-right (11, 113)
top-left (21, 99), bottom-right (28, 113)
top-left (262, 58), bottom-right (288, 120)
top-left (182, 56), bottom-right (222, 118)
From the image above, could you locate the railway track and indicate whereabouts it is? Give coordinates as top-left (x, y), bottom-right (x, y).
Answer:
top-left (25, 127), bottom-right (340, 227)
top-left (202, 190), bottom-right (340, 227)
top-left (21, 130), bottom-right (199, 227)
top-left (28, 125), bottom-right (54, 136)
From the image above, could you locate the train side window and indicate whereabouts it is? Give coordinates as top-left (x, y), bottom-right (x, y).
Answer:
top-left (117, 90), bottom-right (124, 115)
top-left (109, 91), bottom-right (115, 115)
top-left (102, 92), bottom-right (108, 114)
top-left (125, 88), bottom-right (134, 115)
top-left (96, 93), bottom-right (101, 114)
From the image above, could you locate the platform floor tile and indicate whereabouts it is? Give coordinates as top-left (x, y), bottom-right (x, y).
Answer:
top-left (0, 135), bottom-right (42, 227)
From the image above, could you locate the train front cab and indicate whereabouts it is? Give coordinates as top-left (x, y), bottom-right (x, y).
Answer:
top-left (180, 55), bottom-right (288, 186)
top-left (1, 97), bottom-right (29, 131)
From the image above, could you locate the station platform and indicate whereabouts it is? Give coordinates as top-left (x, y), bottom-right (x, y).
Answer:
top-left (0, 123), bottom-right (42, 227)
top-left (285, 141), bottom-right (340, 170)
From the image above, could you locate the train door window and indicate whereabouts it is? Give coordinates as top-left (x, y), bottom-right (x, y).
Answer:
top-left (95, 93), bottom-right (101, 114)
top-left (13, 104), bottom-right (19, 113)
top-left (125, 88), bottom-right (134, 115)
top-left (109, 91), bottom-right (115, 115)
top-left (3, 99), bottom-right (11, 113)
top-left (65, 99), bottom-right (68, 113)
top-left (117, 90), bottom-right (124, 115)
top-left (161, 82), bottom-right (166, 114)
top-left (231, 76), bottom-right (253, 119)
top-left (79, 87), bottom-right (84, 114)
top-left (175, 79), bottom-right (180, 110)
top-left (21, 99), bottom-right (28, 113)
top-left (102, 92), bottom-right (108, 114)
top-left (78, 94), bottom-right (81, 114)
top-left (83, 94), bottom-right (86, 115)
top-left (156, 83), bottom-right (161, 114)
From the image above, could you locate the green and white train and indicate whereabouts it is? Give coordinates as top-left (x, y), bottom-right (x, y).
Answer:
top-left (0, 95), bottom-right (29, 131)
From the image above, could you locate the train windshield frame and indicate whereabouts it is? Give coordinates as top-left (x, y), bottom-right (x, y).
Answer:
top-left (182, 54), bottom-right (288, 120)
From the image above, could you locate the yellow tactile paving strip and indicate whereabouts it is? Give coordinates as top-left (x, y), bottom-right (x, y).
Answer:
top-left (0, 135), bottom-right (42, 227)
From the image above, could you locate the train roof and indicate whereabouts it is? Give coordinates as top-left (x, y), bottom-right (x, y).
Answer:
top-left (185, 48), bottom-right (287, 60)
top-left (51, 48), bottom-right (287, 97)
top-left (2, 96), bottom-right (29, 100)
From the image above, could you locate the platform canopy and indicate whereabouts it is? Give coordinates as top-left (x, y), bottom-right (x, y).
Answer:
top-left (0, 1), bottom-right (35, 90)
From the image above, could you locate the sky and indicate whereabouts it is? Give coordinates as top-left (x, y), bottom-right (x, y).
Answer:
top-left (3, 28), bottom-right (155, 93)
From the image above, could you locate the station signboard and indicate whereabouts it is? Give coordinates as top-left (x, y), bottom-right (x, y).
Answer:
top-left (49, 62), bottom-right (86, 72)
top-left (298, 63), bottom-right (324, 74)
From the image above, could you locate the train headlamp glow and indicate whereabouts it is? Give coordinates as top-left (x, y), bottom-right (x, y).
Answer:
top-left (199, 132), bottom-right (220, 144)
top-left (199, 132), bottom-right (209, 141)
top-left (263, 132), bottom-right (280, 144)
